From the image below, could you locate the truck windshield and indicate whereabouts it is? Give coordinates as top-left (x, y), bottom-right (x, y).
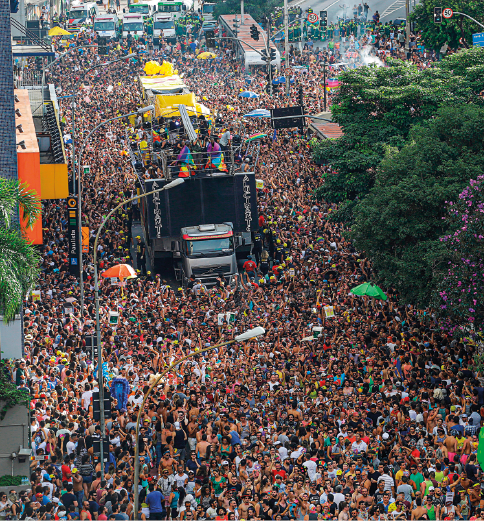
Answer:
top-left (186, 237), bottom-right (233, 255)
top-left (154, 20), bottom-right (174, 29)
top-left (158, 3), bottom-right (181, 11)
top-left (124, 22), bottom-right (144, 31)
top-left (69, 10), bottom-right (89, 18)
top-left (129, 5), bottom-right (149, 13)
top-left (94, 21), bottom-right (115, 30)
top-left (203, 4), bottom-right (214, 13)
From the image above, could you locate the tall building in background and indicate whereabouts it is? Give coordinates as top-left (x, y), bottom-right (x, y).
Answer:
top-left (0, 0), bottom-right (19, 186)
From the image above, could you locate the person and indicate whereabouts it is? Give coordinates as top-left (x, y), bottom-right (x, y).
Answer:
top-left (242, 255), bottom-right (257, 279)
top-left (146, 483), bottom-right (165, 520)
top-left (135, 235), bottom-right (147, 275)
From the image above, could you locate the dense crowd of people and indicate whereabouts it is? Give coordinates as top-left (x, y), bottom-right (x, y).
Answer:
top-left (5, 12), bottom-right (483, 521)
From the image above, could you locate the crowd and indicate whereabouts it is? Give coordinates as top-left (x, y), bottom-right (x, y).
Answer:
top-left (5, 14), bottom-right (483, 521)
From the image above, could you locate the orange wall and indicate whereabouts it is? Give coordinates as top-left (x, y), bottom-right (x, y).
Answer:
top-left (16, 90), bottom-right (43, 245)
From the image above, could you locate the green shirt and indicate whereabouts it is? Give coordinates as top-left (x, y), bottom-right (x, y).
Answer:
top-left (410, 472), bottom-right (424, 490)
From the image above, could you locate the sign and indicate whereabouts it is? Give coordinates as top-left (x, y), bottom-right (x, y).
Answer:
top-left (67, 197), bottom-right (80, 277)
top-left (442, 7), bottom-right (453, 18)
top-left (271, 106), bottom-right (305, 130)
top-left (473, 32), bottom-right (484, 46)
top-left (324, 306), bottom-right (335, 318)
top-left (256, 179), bottom-right (264, 189)
top-left (31, 290), bottom-right (41, 301)
top-left (151, 180), bottom-right (163, 239)
top-left (307, 12), bottom-right (319, 23)
top-left (83, 165), bottom-right (90, 174)
top-left (82, 226), bottom-right (89, 253)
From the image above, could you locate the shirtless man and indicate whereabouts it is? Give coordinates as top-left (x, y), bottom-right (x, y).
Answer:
top-left (196, 433), bottom-right (211, 461)
top-left (158, 451), bottom-right (176, 476)
top-left (187, 415), bottom-right (199, 452)
top-left (238, 495), bottom-right (252, 519)
top-left (355, 487), bottom-right (374, 510)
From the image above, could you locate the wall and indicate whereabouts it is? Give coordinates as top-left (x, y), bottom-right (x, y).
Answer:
top-left (0, 403), bottom-right (31, 481)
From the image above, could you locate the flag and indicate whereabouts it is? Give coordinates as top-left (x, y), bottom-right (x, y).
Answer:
top-left (478, 427), bottom-right (484, 471)
top-left (396, 357), bottom-right (403, 378)
top-left (272, 129), bottom-right (277, 142)
top-left (177, 145), bottom-right (196, 177)
top-left (206, 142), bottom-right (227, 172)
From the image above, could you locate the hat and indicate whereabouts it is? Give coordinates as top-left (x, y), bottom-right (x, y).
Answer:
top-left (382, 433), bottom-right (389, 440)
top-left (222, 460), bottom-right (229, 465)
top-left (274, 441), bottom-right (281, 446)
top-left (429, 486), bottom-right (435, 491)
top-left (72, 468), bottom-right (78, 473)
top-left (136, 236), bottom-right (141, 239)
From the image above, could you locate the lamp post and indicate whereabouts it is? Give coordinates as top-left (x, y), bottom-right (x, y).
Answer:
top-left (92, 178), bottom-right (185, 476)
top-left (133, 326), bottom-right (266, 516)
top-left (77, 104), bottom-right (155, 316)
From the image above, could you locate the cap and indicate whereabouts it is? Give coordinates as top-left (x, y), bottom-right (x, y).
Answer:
top-left (222, 460), bottom-right (229, 465)
top-left (72, 468), bottom-right (78, 474)
top-left (382, 433), bottom-right (389, 440)
top-left (429, 486), bottom-right (435, 491)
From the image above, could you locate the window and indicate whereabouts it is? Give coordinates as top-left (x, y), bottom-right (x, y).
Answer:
top-left (124, 22), bottom-right (144, 31)
top-left (185, 237), bottom-right (233, 255)
top-left (154, 20), bottom-right (174, 29)
top-left (94, 21), bottom-right (115, 30)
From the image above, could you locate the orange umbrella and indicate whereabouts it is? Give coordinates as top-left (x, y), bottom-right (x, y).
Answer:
top-left (101, 263), bottom-right (137, 281)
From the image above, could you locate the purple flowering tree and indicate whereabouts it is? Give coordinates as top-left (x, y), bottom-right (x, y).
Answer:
top-left (435, 175), bottom-right (484, 336)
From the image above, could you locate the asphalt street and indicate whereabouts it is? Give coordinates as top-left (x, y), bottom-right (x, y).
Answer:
top-left (288, 0), bottom-right (413, 27)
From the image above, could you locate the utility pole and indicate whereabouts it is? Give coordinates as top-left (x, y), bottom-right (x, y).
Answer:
top-left (241, 0), bottom-right (244, 25)
top-left (284, 0), bottom-right (289, 96)
top-left (405, 0), bottom-right (410, 54)
top-left (323, 56), bottom-right (327, 111)
top-left (300, 10), bottom-right (305, 50)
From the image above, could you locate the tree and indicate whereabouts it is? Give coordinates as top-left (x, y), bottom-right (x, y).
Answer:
top-left (0, 179), bottom-right (41, 323)
top-left (312, 48), bottom-right (484, 221)
top-left (410, 0), bottom-right (484, 50)
top-left (350, 104), bottom-right (484, 307)
top-left (213, 0), bottom-right (281, 23)
top-left (432, 175), bottom-right (484, 335)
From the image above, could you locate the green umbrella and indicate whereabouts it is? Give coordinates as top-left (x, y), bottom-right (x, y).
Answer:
top-left (349, 282), bottom-right (387, 300)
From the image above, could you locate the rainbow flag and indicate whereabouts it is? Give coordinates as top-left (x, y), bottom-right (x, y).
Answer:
top-left (177, 145), bottom-right (196, 177)
top-left (206, 142), bottom-right (227, 172)
top-left (245, 133), bottom-right (267, 143)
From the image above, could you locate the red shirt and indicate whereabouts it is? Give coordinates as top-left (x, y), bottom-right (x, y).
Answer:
top-left (243, 260), bottom-right (257, 272)
top-left (61, 464), bottom-right (72, 483)
top-left (272, 469), bottom-right (287, 482)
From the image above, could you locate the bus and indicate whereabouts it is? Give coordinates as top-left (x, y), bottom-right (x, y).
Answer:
top-left (156, 0), bottom-right (188, 20)
top-left (128, 1), bottom-right (157, 19)
top-left (122, 13), bottom-right (145, 37)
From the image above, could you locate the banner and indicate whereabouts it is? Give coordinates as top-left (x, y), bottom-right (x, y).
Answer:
top-left (67, 197), bottom-right (80, 277)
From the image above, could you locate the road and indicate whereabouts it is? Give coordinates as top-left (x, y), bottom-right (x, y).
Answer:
top-left (288, 0), bottom-right (412, 28)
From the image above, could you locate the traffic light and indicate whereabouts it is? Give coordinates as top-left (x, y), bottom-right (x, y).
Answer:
top-left (93, 390), bottom-right (112, 421)
top-left (320, 10), bottom-right (328, 28)
top-left (98, 36), bottom-right (108, 56)
top-left (10, 0), bottom-right (19, 13)
top-left (206, 30), bottom-right (215, 47)
top-left (260, 49), bottom-right (268, 62)
top-left (250, 24), bottom-right (260, 40)
top-left (270, 48), bottom-right (277, 61)
top-left (434, 6), bottom-right (442, 23)
top-left (298, 86), bottom-right (304, 107)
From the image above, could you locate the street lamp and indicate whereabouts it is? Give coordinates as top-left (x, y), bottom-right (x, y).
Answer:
top-left (92, 177), bottom-right (185, 476)
top-left (76, 104), bottom-right (155, 316)
top-left (133, 326), bottom-right (266, 515)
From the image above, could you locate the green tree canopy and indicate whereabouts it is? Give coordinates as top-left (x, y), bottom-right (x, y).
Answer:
top-left (349, 104), bottom-right (484, 307)
top-left (410, 0), bottom-right (484, 50)
top-left (0, 179), bottom-right (41, 322)
top-left (312, 48), bottom-right (484, 221)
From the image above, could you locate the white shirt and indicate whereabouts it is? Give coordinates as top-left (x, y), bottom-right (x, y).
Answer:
top-left (66, 440), bottom-right (77, 455)
top-left (351, 440), bottom-right (368, 454)
top-left (81, 390), bottom-right (92, 409)
top-left (303, 460), bottom-right (317, 481)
